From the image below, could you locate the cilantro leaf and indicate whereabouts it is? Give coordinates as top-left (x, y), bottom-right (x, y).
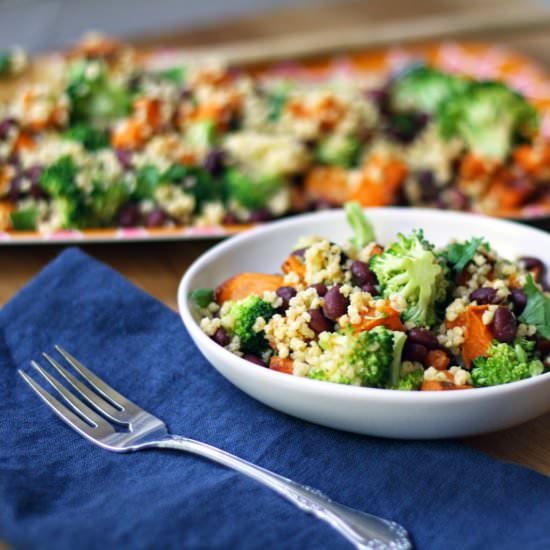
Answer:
top-left (444, 237), bottom-right (487, 273)
top-left (519, 274), bottom-right (550, 339)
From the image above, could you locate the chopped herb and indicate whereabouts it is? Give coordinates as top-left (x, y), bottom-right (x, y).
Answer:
top-left (444, 237), bottom-right (487, 274)
top-left (519, 275), bottom-right (550, 339)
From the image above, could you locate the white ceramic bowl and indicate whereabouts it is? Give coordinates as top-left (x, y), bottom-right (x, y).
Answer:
top-left (178, 208), bottom-right (550, 439)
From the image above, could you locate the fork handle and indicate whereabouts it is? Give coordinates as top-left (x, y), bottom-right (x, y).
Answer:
top-left (156, 436), bottom-right (410, 550)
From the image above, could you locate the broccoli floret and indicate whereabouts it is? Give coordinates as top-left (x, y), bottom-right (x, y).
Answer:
top-left (41, 155), bottom-right (128, 227)
top-left (224, 168), bottom-right (283, 210)
top-left (393, 369), bottom-right (424, 391)
top-left (66, 60), bottom-right (131, 126)
top-left (163, 163), bottom-right (221, 209)
top-left (438, 81), bottom-right (539, 160)
top-left (89, 181), bottom-right (129, 225)
top-left (370, 229), bottom-right (449, 327)
top-left (40, 155), bottom-right (80, 198)
top-left (10, 206), bottom-right (38, 230)
top-left (315, 135), bottom-right (360, 167)
top-left (229, 295), bottom-right (276, 355)
top-left (471, 339), bottom-right (544, 387)
top-left (64, 124), bottom-right (109, 151)
top-left (307, 369), bottom-right (352, 385)
top-left (345, 201), bottom-right (376, 249)
top-left (349, 326), bottom-right (395, 387)
top-left (306, 327), bottom-right (398, 387)
top-left (390, 65), bottom-right (468, 114)
top-left (185, 120), bottom-right (217, 148)
top-left (51, 197), bottom-right (85, 228)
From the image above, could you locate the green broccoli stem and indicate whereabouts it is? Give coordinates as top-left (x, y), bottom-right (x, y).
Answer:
top-left (345, 201), bottom-right (376, 249)
top-left (389, 331), bottom-right (407, 386)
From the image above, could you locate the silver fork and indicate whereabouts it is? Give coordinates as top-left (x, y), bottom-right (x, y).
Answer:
top-left (19, 346), bottom-right (412, 550)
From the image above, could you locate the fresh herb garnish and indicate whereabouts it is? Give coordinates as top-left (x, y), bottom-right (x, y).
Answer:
top-left (519, 275), bottom-right (550, 339)
top-left (444, 237), bottom-right (487, 274)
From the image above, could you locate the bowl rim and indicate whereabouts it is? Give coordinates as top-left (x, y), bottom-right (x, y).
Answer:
top-left (178, 207), bottom-right (550, 403)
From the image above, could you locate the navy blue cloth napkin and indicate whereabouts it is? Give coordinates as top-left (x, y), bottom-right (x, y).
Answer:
top-left (1, 248), bottom-right (550, 550)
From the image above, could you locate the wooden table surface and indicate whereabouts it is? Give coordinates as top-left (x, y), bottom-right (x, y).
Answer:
top-left (2, 0), bottom-right (550, 480)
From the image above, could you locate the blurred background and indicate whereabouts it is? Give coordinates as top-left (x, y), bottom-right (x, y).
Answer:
top-left (1, 0), bottom-right (550, 63)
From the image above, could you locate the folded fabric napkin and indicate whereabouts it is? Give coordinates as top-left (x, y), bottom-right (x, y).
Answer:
top-left (1, 248), bottom-right (549, 550)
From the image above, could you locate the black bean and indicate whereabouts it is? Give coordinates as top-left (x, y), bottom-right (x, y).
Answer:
top-left (212, 327), bottom-right (230, 347)
top-left (362, 282), bottom-right (379, 296)
top-left (292, 248), bottom-right (307, 258)
top-left (222, 212), bottom-right (238, 224)
top-left (180, 87), bottom-right (193, 100)
top-left (29, 181), bottom-right (46, 199)
top-left (407, 327), bottom-right (439, 350)
top-left (417, 170), bottom-right (439, 202)
top-left (448, 188), bottom-right (468, 211)
top-left (402, 341), bottom-right (428, 363)
top-left (249, 209), bottom-right (272, 223)
top-left (242, 354), bottom-right (266, 367)
top-left (492, 307), bottom-right (517, 344)
top-left (351, 260), bottom-right (377, 287)
top-left (300, 138), bottom-right (317, 150)
top-left (117, 203), bottom-right (141, 227)
top-left (115, 149), bottom-right (133, 170)
top-left (510, 288), bottom-right (527, 315)
top-left (309, 283), bottom-right (328, 297)
top-left (323, 286), bottom-right (348, 320)
top-left (469, 287), bottom-right (500, 305)
top-left (536, 336), bottom-right (550, 355)
top-left (25, 164), bottom-right (43, 184)
top-left (519, 256), bottom-right (546, 281)
top-left (366, 88), bottom-right (390, 115)
top-left (276, 286), bottom-right (297, 311)
top-left (8, 176), bottom-right (21, 202)
top-left (144, 208), bottom-right (167, 227)
top-left (0, 117), bottom-right (17, 141)
top-left (385, 112), bottom-right (429, 144)
top-left (203, 149), bottom-right (225, 177)
top-left (313, 199), bottom-right (338, 211)
top-left (308, 308), bottom-right (333, 334)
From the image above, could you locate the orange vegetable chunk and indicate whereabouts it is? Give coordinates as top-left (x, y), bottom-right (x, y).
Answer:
top-left (216, 272), bottom-right (283, 304)
top-left (281, 254), bottom-right (305, 281)
top-left (351, 302), bottom-right (404, 333)
top-left (425, 349), bottom-right (450, 371)
top-left (349, 154), bottom-right (407, 207)
top-left (269, 356), bottom-right (294, 374)
top-left (462, 304), bottom-right (495, 368)
top-left (305, 165), bottom-right (350, 206)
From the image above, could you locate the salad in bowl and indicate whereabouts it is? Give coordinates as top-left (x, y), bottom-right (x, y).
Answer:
top-left (191, 203), bottom-right (550, 392)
